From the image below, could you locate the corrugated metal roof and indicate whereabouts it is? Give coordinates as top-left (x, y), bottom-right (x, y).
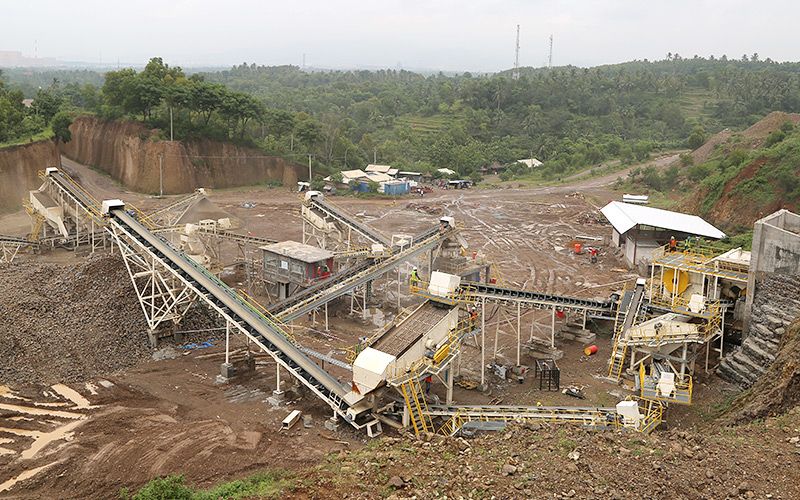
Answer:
top-left (341, 169), bottom-right (367, 180)
top-left (365, 172), bottom-right (393, 183)
top-left (261, 240), bottom-right (333, 263)
top-left (601, 202), bottom-right (726, 239)
top-left (365, 164), bottom-right (392, 173)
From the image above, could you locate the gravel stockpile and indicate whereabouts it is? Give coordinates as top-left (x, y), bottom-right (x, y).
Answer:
top-left (0, 255), bottom-right (221, 385)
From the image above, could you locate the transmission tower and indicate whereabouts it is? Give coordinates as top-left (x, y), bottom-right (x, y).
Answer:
top-left (512, 25), bottom-right (520, 80)
top-left (548, 34), bottom-right (553, 69)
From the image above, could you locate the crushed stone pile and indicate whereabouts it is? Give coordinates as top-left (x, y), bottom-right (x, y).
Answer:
top-left (0, 255), bottom-right (221, 385)
top-left (299, 418), bottom-right (800, 498)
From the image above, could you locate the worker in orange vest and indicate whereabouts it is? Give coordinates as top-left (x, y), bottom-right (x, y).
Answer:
top-left (669, 236), bottom-right (677, 252)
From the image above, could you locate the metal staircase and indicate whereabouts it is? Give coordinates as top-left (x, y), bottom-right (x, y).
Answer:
top-left (399, 370), bottom-right (433, 436)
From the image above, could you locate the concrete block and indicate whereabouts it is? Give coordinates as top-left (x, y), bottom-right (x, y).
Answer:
top-left (324, 417), bottom-right (340, 432)
top-left (220, 362), bottom-right (236, 379)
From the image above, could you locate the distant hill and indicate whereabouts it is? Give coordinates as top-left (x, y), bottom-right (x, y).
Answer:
top-left (623, 111), bottom-right (800, 233)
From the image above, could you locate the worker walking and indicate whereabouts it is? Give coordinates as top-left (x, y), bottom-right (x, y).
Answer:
top-left (589, 247), bottom-right (599, 263)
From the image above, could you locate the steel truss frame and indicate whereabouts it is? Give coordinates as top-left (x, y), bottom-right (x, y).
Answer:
top-left (105, 215), bottom-right (381, 433)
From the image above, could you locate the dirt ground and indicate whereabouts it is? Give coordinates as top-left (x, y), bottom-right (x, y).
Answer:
top-left (0, 154), bottom-right (745, 498)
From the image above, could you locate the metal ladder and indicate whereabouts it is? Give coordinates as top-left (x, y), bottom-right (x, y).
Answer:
top-left (400, 370), bottom-right (433, 436)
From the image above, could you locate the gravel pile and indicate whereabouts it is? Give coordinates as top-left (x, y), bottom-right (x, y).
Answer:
top-left (0, 255), bottom-right (221, 385)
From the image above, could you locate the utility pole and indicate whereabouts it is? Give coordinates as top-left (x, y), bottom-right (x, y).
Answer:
top-left (169, 106), bottom-right (174, 141)
top-left (373, 148), bottom-right (377, 164)
top-left (512, 25), bottom-right (520, 80)
top-left (344, 147), bottom-right (349, 168)
top-left (548, 34), bottom-right (554, 69)
top-left (158, 153), bottom-right (164, 197)
top-left (308, 154), bottom-right (312, 181)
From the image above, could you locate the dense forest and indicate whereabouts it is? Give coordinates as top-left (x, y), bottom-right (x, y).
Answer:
top-left (4, 54), bottom-right (800, 180)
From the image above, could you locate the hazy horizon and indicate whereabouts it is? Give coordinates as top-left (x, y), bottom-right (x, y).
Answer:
top-left (3, 0), bottom-right (799, 72)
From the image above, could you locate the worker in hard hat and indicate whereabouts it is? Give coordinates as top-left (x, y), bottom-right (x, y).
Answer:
top-left (410, 267), bottom-right (420, 288)
top-left (669, 236), bottom-right (677, 252)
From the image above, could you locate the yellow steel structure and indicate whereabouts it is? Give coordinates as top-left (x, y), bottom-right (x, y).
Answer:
top-left (23, 201), bottom-right (45, 242)
top-left (638, 363), bottom-right (693, 405)
top-left (651, 243), bottom-right (748, 283)
top-left (237, 289), bottom-right (298, 346)
top-left (437, 397), bottom-right (664, 436)
top-left (400, 369), bottom-right (433, 436)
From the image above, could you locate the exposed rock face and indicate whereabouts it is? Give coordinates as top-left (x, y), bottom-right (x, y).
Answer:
top-left (0, 140), bottom-right (59, 212)
top-left (61, 116), bottom-right (305, 194)
top-left (718, 274), bottom-right (800, 386)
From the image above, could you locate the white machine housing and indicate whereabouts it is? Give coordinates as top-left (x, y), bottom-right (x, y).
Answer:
top-left (101, 199), bottom-right (125, 215)
top-left (351, 347), bottom-right (397, 395)
top-left (428, 271), bottom-right (461, 298)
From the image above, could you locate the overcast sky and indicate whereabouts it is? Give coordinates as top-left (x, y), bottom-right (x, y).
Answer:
top-left (2, 0), bottom-right (797, 72)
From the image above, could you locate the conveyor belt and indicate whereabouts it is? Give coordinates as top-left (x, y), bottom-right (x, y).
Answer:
top-left (309, 197), bottom-right (391, 246)
top-left (107, 208), bottom-right (362, 420)
top-left (43, 168), bottom-right (370, 428)
top-left (621, 284), bottom-right (645, 333)
top-left (460, 281), bottom-right (613, 313)
top-left (0, 235), bottom-right (34, 245)
top-left (272, 226), bottom-right (455, 322)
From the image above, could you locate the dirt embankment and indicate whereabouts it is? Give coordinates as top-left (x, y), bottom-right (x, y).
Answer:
top-left (61, 116), bottom-right (306, 194)
top-left (0, 140), bottom-right (59, 213)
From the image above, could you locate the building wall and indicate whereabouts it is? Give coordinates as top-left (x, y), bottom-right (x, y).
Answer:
top-left (744, 210), bottom-right (800, 327)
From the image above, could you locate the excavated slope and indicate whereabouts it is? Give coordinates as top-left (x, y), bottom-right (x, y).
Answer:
top-left (61, 116), bottom-right (306, 194)
top-left (0, 140), bottom-right (59, 213)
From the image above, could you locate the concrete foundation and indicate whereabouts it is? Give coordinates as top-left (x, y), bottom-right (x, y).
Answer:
top-left (218, 355), bottom-right (256, 381)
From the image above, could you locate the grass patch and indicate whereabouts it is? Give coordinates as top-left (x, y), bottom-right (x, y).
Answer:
top-left (0, 128), bottom-right (54, 149)
top-left (123, 470), bottom-right (293, 500)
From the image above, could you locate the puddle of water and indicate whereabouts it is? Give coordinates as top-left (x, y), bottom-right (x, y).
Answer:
top-left (21, 420), bottom-right (83, 460)
top-left (50, 384), bottom-right (92, 409)
top-left (0, 461), bottom-right (58, 493)
top-left (0, 403), bottom-right (85, 420)
top-left (32, 402), bottom-right (70, 408)
top-left (98, 380), bottom-right (114, 388)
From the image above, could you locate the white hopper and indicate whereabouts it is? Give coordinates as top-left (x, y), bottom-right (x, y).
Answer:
top-left (428, 271), bottom-right (461, 298)
top-left (352, 347), bottom-right (396, 395)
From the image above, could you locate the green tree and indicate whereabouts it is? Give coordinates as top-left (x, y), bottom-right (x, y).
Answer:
top-left (51, 111), bottom-right (73, 146)
top-left (687, 125), bottom-right (706, 150)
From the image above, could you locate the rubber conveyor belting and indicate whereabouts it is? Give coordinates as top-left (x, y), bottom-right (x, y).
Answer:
top-left (461, 281), bottom-right (613, 312)
top-left (268, 258), bottom-right (374, 314)
top-left (0, 235), bottom-right (34, 245)
top-left (108, 208), bottom-right (354, 413)
top-left (310, 198), bottom-right (391, 246)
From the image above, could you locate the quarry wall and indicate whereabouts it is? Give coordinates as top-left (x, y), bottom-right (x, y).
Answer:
top-left (61, 116), bottom-right (306, 194)
top-left (0, 140), bottom-right (60, 213)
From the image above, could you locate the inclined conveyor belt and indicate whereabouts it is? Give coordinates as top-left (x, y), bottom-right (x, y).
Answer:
top-left (310, 198), bottom-right (392, 246)
top-left (108, 209), bottom-right (352, 406)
